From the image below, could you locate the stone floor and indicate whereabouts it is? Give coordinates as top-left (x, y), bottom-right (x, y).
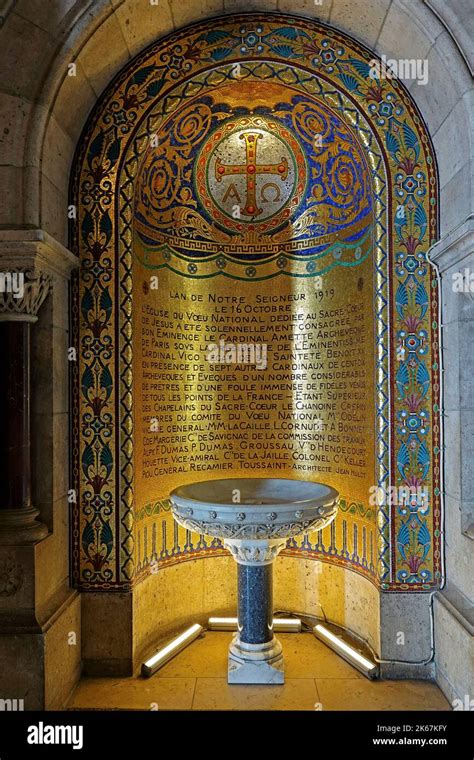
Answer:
top-left (68, 632), bottom-right (451, 711)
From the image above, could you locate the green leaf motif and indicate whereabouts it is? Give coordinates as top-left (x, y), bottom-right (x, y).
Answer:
top-left (339, 73), bottom-right (359, 92)
top-left (402, 122), bottom-right (419, 154)
top-left (100, 366), bottom-right (113, 397)
top-left (82, 444), bottom-right (94, 477)
top-left (100, 211), bottom-right (112, 243)
top-left (196, 30), bottom-right (233, 44)
top-left (145, 78), bottom-right (166, 99)
top-left (209, 47), bottom-right (234, 61)
top-left (268, 44), bottom-right (297, 58)
top-left (270, 27), bottom-right (311, 41)
top-left (107, 139), bottom-right (121, 165)
top-left (81, 288), bottom-right (94, 320)
top-left (414, 204), bottom-right (427, 231)
top-left (81, 366), bottom-right (94, 396)
top-left (125, 65), bottom-right (158, 92)
top-left (82, 520), bottom-right (95, 553)
top-left (348, 58), bottom-right (372, 78)
top-left (100, 444), bottom-right (113, 478)
top-left (386, 132), bottom-right (400, 156)
top-left (82, 212), bottom-right (94, 245)
top-left (99, 288), bottom-right (112, 320)
top-left (100, 521), bottom-right (114, 552)
top-left (87, 130), bottom-right (105, 167)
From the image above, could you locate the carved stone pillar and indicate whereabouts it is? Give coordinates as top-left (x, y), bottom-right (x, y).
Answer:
top-left (0, 270), bottom-right (51, 544)
top-left (0, 230), bottom-right (79, 710)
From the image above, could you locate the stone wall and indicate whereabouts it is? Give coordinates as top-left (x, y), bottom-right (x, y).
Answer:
top-left (431, 218), bottom-right (474, 704)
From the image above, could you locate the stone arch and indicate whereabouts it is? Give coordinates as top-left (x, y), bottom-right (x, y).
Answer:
top-left (68, 11), bottom-right (444, 668)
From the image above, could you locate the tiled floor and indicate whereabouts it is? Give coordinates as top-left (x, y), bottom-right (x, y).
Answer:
top-left (68, 632), bottom-right (451, 711)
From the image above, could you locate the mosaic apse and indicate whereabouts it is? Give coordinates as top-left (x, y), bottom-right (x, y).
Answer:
top-left (132, 81), bottom-right (377, 583)
top-left (133, 87), bottom-right (372, 275)
top-left (71, 14), bottom-right (441, 593)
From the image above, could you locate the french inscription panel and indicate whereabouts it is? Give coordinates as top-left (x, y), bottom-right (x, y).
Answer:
top-left (133, 262), bottom-right (375, 510)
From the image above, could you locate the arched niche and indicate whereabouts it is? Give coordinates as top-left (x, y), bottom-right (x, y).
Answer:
top-left (71, 13), bottom-right (441, 659)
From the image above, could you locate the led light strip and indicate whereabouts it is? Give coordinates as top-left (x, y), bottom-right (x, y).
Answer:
top-left (207, 617), bottom-right (302, 632)
top-left (142, 623), bottom-right (204, 677)
top-left (313, 624), bottom-right (379, 679)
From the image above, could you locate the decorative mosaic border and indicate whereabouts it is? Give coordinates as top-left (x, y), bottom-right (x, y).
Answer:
top-left (70, 13), bottom-right (440, 592)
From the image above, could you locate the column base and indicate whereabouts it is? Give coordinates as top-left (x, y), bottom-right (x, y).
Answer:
top-left (228, 634), bottom-right (284, 684)
top-left (0, 589), bottom-right (81, 710)
top-left (0, 507), bottom-right (48, 545)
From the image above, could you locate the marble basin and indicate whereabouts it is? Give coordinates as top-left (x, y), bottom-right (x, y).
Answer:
top-left (169, 477), bottom-right (339, 543)
top-left (170, 478), bottom-right (339, 685)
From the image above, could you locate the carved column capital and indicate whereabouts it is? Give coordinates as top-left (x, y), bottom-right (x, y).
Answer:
top-left (430, 215), bottom-right (474, 273)
top-left (0, 268), bottom-right (52, 323)
top-left (223, 538), bottom-right (287, 566)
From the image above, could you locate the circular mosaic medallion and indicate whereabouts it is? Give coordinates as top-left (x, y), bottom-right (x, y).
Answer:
top-left (196, 116), bottom-right (307, 233)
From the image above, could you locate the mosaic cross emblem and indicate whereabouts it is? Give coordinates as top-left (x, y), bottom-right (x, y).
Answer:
top-left (198, 119), bottom-right (304, 226)
top-left (215, 132), bottom-right (288, 217)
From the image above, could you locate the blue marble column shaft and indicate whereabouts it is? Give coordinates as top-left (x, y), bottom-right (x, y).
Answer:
top-left (237, 564), bottom-right (273, 644)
